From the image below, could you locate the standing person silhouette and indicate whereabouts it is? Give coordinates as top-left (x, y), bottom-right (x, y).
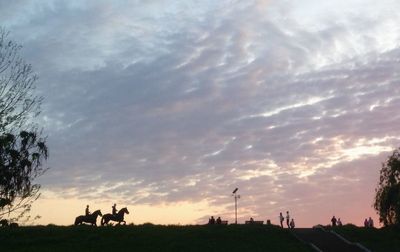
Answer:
top-left (286, 211), bottom-right (290, 228)
top-left (290, 218), bottom-right (295, 229)
top-left (112, 203), bottom-right (118, 217)
top-left (337, 218), bottom-right (342, 226)
top-left (368, 217), bottom-right (374, 227)
top-left (85, 205), bottom-right (90, 216)
top-left (279, 212), bottom-right (284, 228)
top-left (331, 216), bottom-right (337, 227)
top-left (364, 218), bottom-right (368, 227)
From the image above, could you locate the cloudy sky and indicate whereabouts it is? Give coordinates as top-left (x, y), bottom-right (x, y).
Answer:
top-left (1, 0), bottom-right (400, 227)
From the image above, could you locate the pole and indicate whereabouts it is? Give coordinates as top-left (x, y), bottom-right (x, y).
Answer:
top-left (232, 188), bottom-right (239, 224)
top-left (235, 194), bottom-right (237, 224)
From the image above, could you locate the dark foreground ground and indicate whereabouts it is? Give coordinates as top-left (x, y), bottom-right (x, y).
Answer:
top-left (0, 224), bottom-right (312, 252)
top-left (333, 225), bottom-right (400, 252)
top-left (2, 224), bottom-right (398, 251)
top-left (293, 228), bottom-right (365, 252)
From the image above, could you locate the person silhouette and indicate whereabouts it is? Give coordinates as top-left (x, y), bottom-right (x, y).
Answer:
top-left (337, 218), bottom-right (342, 226)
top-left (85, 205), bottom-right (90, 216)
top-left (364, 218), bottom-right (368, 227)
top-left (209, 216), bottom-right (215, 224)
top-left (279, 212), bottom-right (284, 228)
top-left (286, 211), bottom-right (290, 228)
top-left (290, 218), bottom-right (295, 229)
top-left (216, 217), bottom-right (222, 224)
top-left (331, 216), bottom-right (337, 227)
top-left (368, 217), bottom-right (374, 227)
top-left (112, 203), bottom-right (118, 217)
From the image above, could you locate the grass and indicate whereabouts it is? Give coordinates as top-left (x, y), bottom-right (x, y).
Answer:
top-left (332, 224), bottom-right (400, 252)
top-left (0, 224), bottom-right (312, 252)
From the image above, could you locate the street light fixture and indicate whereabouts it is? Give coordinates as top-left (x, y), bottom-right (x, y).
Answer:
top-left (232, 188), bottom-right (240, 224)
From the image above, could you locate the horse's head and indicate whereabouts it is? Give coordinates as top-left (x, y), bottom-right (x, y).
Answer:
top-left (119, 207), bottom-right (129, 214)
top-left (93, 209), bottom-right (102, 216)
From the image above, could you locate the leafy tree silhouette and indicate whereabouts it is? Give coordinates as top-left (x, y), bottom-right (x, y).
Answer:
top-left (374, 148), bottom-right (400, 226)
top-left (0, 27), bottom-right (48, 222)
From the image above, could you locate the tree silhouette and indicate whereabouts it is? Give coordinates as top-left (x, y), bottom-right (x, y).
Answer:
top-left (0, 131), bottom-right (48, 218)
top-left (0, 27), bottom-right (48, 220)
top-left (374, 148), bottom-right (400, 226)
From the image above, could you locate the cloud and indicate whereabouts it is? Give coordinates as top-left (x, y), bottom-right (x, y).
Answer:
top-left (1, 0), bottom-right (400, 225)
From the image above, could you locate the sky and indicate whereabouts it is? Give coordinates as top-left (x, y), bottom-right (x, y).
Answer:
top-left (1, 0), bottom-right (400, 227)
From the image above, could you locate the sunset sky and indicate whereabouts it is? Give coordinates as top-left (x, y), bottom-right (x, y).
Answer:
top-left (1, 0), bottom-right (400, 227)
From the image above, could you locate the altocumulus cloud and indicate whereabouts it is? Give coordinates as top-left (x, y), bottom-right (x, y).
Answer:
top-left (1, 0), bottom-right (400, 224)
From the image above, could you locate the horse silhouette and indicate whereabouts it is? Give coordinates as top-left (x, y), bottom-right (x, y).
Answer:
top-left (74, 209), bottom-right (102, 226)
top-left (101, 207), bottom-right (129, 226)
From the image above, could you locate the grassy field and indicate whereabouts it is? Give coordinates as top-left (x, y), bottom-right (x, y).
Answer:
top-left (0, 224), bottom-right (312, 252)
top-left (333, 225), bottom-right (400, 252)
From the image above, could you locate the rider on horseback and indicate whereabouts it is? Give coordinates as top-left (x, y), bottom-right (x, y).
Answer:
top-left (112, 203), bottom-right (118, 217)
top-left (101, 206), bottom-right (129, 226)
top-left (85, 205), bottom-right (90, 216)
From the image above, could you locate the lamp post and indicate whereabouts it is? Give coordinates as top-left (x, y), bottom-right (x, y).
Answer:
top-left (232, 188), bottom-right (240, 224)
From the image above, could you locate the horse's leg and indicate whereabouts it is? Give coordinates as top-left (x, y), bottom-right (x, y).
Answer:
top-left (104, 217), bottom-right (110, 226)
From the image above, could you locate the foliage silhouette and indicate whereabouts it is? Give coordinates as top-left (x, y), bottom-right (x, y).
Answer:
top-left (0, 219), bottom-right (8, 226)
top-left (0, 27), bottom-right (48, 221)
top-left (0, 27), bottom-right (42, 133)
top-left (0, 131), bottom-right (48, 217)
top-left (374, 148), bottom-right (400, 226)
